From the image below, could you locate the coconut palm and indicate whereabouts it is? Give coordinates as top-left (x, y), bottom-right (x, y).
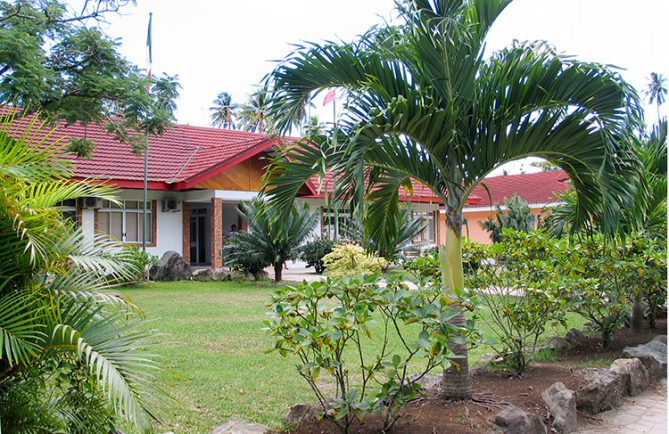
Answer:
top-left (210, 91), bottom-right (238, 129)
top-left (0, 115), bottom-right (161, 431)
top-left (262, 0), bottom-right (641, 399)
top-left (237, 87), bottom-right (273, 133)
top-left (646, 72), bottom-right (667, 121)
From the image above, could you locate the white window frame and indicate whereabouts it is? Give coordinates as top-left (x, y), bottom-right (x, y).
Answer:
top-left (98, 200), bottom-right (153, 244)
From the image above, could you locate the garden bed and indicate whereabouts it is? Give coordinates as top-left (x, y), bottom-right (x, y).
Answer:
top-left (280, 319), bottom-right (666, 434)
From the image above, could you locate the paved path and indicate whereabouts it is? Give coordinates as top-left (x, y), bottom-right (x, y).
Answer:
top-left (577, 378), bottom-right (667, 434)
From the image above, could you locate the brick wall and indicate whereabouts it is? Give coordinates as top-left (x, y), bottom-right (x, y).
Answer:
top-left (210, 198), bottom-right (223, 269)
top-left (182, 202), bottom-right (190, 265)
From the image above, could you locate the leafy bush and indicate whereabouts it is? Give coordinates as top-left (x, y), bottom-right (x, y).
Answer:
top-left (322, 244), bottom-right (388, 278)
top-left (404, 239), bottom-right (486, 284)
top-left (117, 245), bottom-right (159, 282)
top-left (467, 231), bottom-right (568, 374)
top-left (265, 276), bottom-right (471, 433)
top-left (299, 239), bottom-right (335, 273)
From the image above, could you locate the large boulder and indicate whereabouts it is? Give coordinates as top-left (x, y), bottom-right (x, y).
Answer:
top-left (209, 417), bottom-right (268, 434)
top-left (575, 369), bottom-right (624, 414)
top-left (493, 404), bottom-right (547, 434)
top-left (149, 251), bottom-right (192, 281)
top-left (564, 328), bottom-right (587, 348)
top-left (284, 403), bottom-right (322, 426)
top-left (192, 268), bottom-right (213, 281)
top-left (623, 338), bottom-right (667, 380)
top-left (543, 336), bottom-right (573, 354)
top-left (610, 358), bottom-right (649, 396)
top-left (541, 382), bottom-right (577, 434)
top-left (252, 269), bottom-right (269, 281)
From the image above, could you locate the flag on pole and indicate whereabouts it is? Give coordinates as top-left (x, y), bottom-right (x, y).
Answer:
top-left (146, 13), bottom-right (153, 80)
top-left (323, 89), bottom-right (336, 106)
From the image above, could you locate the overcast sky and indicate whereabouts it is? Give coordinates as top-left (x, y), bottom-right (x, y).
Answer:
top-left (104, 0), bottom-right (668, 126)
top-left (102, 1), bottom-right (667, 174)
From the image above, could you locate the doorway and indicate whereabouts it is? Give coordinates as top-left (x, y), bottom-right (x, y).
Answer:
top-left (189, 206), bottom-right (210, 265)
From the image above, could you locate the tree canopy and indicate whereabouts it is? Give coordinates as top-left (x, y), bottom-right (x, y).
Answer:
top-left (0, 0), bottom-right (180, 157)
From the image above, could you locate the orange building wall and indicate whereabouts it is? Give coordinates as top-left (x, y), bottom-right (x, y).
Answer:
top-left (438, 208), bottom-right (547, 245)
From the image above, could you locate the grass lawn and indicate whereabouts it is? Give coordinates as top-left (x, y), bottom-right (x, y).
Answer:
top-left (122, 280), bottom-right (584, 434)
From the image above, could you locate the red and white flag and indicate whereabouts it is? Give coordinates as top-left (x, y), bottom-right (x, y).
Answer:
top-left (323, 89), bottom-right (336, 106)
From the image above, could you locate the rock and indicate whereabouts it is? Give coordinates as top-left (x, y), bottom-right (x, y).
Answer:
top-left (544, 336), bottom-right (573, 354)
top-left (408, 373), bottom-right (441, 391)
top-left (493, 404), bottom-right (547, 434)
top-left (541, 382), bottom-right (577, 434)
top-left (284, 403), bottom-right (322, 425)
top-left (230, 270), bottom-right (249, 281)
top-left (565, 328), bottom-right (586, 347)
top-left (623, 339), bottom-right (667, 380)
top-left (209, 417), bottom-right (268, 434)
top-left (192, 268), bottom-right (213, 281)
top-left (149, 251), bottom-right (192, 281)
top-left (652, 335), bottom-right (667, 345)
top-left (252, 269), bottom-right (269, 281)
top-left (576, 368), bottom-right (624, 414)
top-left (610, 358), bottom-right (649, 396)
top-left (212, 270), bottom-right (232, 281)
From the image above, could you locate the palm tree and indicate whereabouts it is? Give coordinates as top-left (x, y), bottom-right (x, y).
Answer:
top-left (222, 199), bottom-right (318, 282)
top-left (237, 87), bottom-right (273, 133)
top-left (210, 91), bottom-right (237, 129)
top-left (262, 0), bottom-right (641, 399)
top-left (0, 115), bottom-right (162, 431)
top-left (646, 72), bottom-right (667, 121)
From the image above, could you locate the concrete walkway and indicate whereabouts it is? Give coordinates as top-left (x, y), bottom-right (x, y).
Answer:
top-left (266, 264), bottom-right (325, 283)
top-left (577, 378), bottom-right (667, 434)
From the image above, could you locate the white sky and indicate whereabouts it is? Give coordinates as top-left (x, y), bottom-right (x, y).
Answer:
top-left (102, 0), bottom-right (668, 173)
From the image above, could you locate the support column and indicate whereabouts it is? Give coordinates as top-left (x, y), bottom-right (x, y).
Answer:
top-left (182, 202), bottom-right (190, 265)
top-left (211, 198), bottom-right (223, 269)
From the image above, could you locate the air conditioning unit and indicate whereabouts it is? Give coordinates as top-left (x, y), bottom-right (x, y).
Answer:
top-left (80, 197), bottom-right (100, 209)
top-left (162, 198), bottom-right (181, 212)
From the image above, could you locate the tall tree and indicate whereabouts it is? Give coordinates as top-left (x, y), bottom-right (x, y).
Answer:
top-left (263, 0), bottom-right (641, 399)
top-left (0, 0), bottom-right (180, 157)
top-left (646, 72), bottom-right (667, 121)
top-left (210, 91), bottom-right (237, 129)
top-left (237, 86), bottom-right (273, 133)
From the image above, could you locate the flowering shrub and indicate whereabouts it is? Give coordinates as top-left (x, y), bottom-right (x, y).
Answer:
top-left (322, 244), bottom-right (388, 278)
top-left (265, 276), bottom-right (472, 433)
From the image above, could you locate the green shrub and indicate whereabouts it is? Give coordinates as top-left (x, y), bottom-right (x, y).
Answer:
top-left (299, 239), bottom-right (335, 273)
top-left (467, 232), bottom-right (568, 375)
top-left (117, 245), bottom-right (158, 282)
top-left (322, 244), bottom-right (388, 278)
top-left (265, 276), bottom-right (471, 433)
top-left (404, 238), bottom-right (486, 284)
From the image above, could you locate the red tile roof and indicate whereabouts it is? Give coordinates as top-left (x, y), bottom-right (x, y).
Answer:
top-left (9, 116), bottom-right (283, 190)
top-left (306, 172), bottom-right (481, 205)
top-left (467, 170), bottom-right (570, 208)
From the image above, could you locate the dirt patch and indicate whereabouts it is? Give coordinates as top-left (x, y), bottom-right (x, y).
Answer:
top-left (278, 320), bottom-right (666, 434)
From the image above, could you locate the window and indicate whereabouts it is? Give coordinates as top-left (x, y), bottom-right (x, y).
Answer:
top-left (98, 200), bottom-right (153, 243)
top-left (412, 211), bottom-right (436, 244)
top-left (57, 199), bottom-right (77, 223)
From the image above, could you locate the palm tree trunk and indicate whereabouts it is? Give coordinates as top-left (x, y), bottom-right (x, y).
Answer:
top-left (274, 261), bottom-right (283, 282)
top-left (439, 206), bottom-right (472, 400)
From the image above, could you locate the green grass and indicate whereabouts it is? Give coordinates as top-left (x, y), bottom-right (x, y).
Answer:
top-left (121, 280), bottom-right (585, 433)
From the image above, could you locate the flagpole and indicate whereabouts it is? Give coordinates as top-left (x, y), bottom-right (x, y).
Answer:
top-left (142, 12), bottom-right (153, 252)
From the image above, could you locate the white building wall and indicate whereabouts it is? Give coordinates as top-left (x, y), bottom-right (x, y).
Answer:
top-left (150, 208), bottom-right (182, 258)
